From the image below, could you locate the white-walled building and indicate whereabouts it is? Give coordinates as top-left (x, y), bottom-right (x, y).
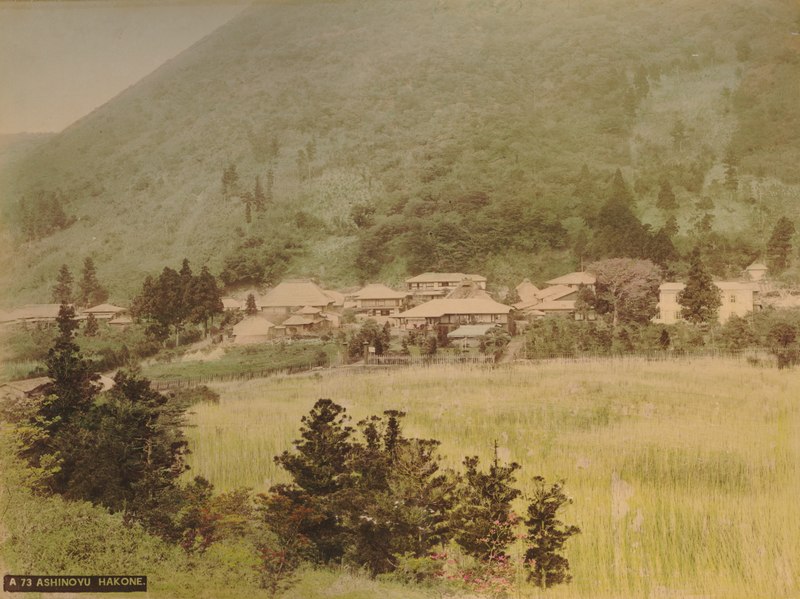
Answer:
top-left (655, 281), bottom-right (761, 324)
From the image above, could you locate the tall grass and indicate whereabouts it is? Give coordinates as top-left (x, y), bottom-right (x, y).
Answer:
top-left (185, 358), bottom-right (800, 598)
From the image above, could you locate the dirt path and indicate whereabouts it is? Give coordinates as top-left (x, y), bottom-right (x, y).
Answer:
top-left (499, 338), bottom-right (525, 363)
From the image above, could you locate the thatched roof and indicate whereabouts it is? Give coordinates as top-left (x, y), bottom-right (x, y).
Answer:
top-left (516, 279), bottom-right (540, 303)
top-left (260, 280), bottom-right (333, 308)
top-left (232, 316), bottom-right (275, 336)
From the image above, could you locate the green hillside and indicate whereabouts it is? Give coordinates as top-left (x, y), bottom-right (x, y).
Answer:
top-left (1, 0), bottom-right (799, 304)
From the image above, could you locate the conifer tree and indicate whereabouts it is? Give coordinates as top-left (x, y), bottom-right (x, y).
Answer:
top-left (186, 266), bottom-right (223, 335)
top-left (450, 443), bottom-right (521, 560)
top-left (677, 248), bottom-right (721, 324)
top-left (766, 216), bottom-right (795, 272)
top-left (608, 168), bottom-right (633, 205)
top-left (245, 293), bottom-right (258, 315)
top-left (656, 178), bottom-right (677, 211)
top-left (52, 264), bottom-right (74, 304)
top-left (83, 312), bottom-right (99, 337)
top-left (222, 163), bottom-right (239, 199)
top-left (723, 148), bottom-right (739, 196)
top-left (271, 399), bottom-right (354, 562)
top-left (16, 304), bottom-right (100, 492)
top-left (524, 477), bottom-right (581, 588)
top-left (77, 257), bottom-right (108, 307)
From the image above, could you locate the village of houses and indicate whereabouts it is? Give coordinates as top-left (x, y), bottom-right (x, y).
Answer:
top-left (0, 262), bottom-right (781, 355)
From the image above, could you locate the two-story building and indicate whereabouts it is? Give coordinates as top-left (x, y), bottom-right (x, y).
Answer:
top-left (350, 284), bottom-right (409, 316)
top-left (405, 273), bottom-right (487, 304)
top-left (391, 298), bottom-right (512, 332)
top-left (655, 281), bottom-right (761, 324)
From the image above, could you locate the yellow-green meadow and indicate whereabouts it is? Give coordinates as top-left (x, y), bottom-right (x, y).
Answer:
top-left (185, 358), bottom-right (799, 598)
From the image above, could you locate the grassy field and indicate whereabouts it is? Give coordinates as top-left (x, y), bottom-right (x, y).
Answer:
top-left (183, 358), bottom-right (800, 598)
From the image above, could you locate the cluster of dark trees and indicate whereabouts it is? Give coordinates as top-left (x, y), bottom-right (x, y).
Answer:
top-left (221, 163), bottom-right (275, 224)
top-left (51, 257), bottom-right (108, 308)
top-left (130, 259), bottom-right (223, 345)
top-left (11, 307), bottom-right (580, 595)
top-left (12, 305), bottom-right (198, 541)
top-left (353, 168), bottom-right (685, 282)
top-left (15, 190), bottom-right (75, 242)
top-left (258, 399), bottom-right (580, 593)
top-left (346, 320), bottom-right (392, 359)
top-left (218, 236), bottom-right (292, 288)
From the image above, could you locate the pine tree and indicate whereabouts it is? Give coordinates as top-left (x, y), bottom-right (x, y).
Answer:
top-left (86, 371), bottom-right (191, 539)
top-left (342, 411), bottom-right (455, 574)
top-left (450, 444), bottom-right (521, 561)
top-left (590, 196), bottom-right (648, 259)
top-left (77, 257), bottom-right (108, 307)
top-left (656, 178), bottom-right (677, 211)
top-left (52, 264), bottom-right (74, 304)
top-left (16, 304), bottom-right (101, 492)
top-left (272, 399), bottom-right (355, 562)
top-left (222, 163), bottom-right (239, 199)
top-left (645, 229), bottom-right (678, 267)
top-left (245, 293), bottom-right (258, 315)
top-left (178, 258), bottom-right (194, 329)
top-left (677, 248), bottom-right (721, 325)
top-left (133, 266), bottom-right (185, 345)
top-left (84, 312), bottom-right (99, 337)
top-left (524, 477), bottom-right (581, 588)
top-left (608, 168), bottom-right (633, 205)
top-left (186, 266), bottom-right (223, 335)
top-left (766, 216), bottom-right (795, 272)
top-left (663, 214), bottom-right (679, 237)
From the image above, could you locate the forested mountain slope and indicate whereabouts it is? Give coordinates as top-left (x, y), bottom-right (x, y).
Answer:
top-left (1, 0), bottom-right (798, 303)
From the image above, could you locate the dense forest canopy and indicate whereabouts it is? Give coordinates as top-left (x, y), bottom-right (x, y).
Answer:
top-left (1, 0), bottom-right (799, 303)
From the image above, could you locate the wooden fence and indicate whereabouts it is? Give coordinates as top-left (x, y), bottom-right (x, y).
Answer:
top-left (518, 348), bottom-right (771, 365)
top-left (149, 363), bottom-right (318, 391)
top-left (148, 348), bottom-right (774, 391)
top-left (366, 354), bottom-right (496, 366)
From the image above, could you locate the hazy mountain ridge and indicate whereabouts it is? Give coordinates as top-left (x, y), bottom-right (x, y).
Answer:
top-left (1, 0), bottom-right (798, 304)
